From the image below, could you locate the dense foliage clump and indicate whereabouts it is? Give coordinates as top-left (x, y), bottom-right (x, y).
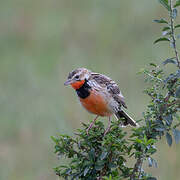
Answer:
top-left (52, 121), bottom-right (132, 179)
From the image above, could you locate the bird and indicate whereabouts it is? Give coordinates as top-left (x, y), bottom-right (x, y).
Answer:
top-left (64, 68), bottom-right (138, 135)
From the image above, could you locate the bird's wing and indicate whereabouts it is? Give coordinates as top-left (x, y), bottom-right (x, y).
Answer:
top-left (89, 72), bottom-right (127, 108)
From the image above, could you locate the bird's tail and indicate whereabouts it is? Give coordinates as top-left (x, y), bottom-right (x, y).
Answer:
top-left (115, 110), bottom-right (138, 127)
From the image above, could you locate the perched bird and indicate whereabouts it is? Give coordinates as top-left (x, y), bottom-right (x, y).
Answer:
top-left (64, 68), bottom-right (138, 135)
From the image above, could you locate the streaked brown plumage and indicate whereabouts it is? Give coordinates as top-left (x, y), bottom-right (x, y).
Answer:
top-left (64, 68), bottom-right (138, 134)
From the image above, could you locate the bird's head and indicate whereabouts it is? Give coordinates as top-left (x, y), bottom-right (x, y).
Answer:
top-left (64, 68), bottom-right (91, 89)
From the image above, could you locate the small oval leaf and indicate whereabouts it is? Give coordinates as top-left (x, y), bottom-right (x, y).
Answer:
top-left (154, 37), bottom-right (170, 44)
top-left (148, 157), bottom-right (158, 168)
top-left (174, 1), bottom-right (180, 8)
top-left (164, 114), bottom-right (173, 126)
top-left (162, 31), bottom-right (169, 36)
top-left (100, 151), bottom-right (108, 160)
top-left (158, 0), bottom-right (170, 11)
top-left (83, 167), bottom-right (90, 176)
top-left (166, 132), bottom-right (173, 147)
top-left (149, 63), bottom-right (157, 67)
top-left (148, 157), bottom-right (153, 167)
top-left (172, 8), bottom-right (178, 19)
top-left (175, 24), bottom-right (180, 29)
top-left (153, 18), bottom-right (168, 24)
top-left (162, 26), bottom-right (170, 31)
top-left (162, 58), bottom-right (177, 65)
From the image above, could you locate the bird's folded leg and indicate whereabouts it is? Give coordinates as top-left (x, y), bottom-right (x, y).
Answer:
top-left (104, 116), bottom-right (111, 136)
top-left (86, 115), bottom-right (99, 135)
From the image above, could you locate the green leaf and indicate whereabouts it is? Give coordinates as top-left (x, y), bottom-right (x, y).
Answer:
top-left (166, 132), bottom-right (173, 146)
top-left (83, 166), bottom-right (90, 176)
top-left (147, 139), bottom-right (156, 145)
top-left (137, 68), bottom-right (145, 74)
top-left (51, 136), bottom-right (58, 144)
top-left (172, 8), bottom-right (178, 19)
top-left (144, 135), bottom-right (148, 143)
top-left (108, 162), bottom-right (117, 169)
top-left (148, 157), bottom-right (158, 168)
top-left (149, 63), bottom-right (157, 67)
top-left (147, 147), bottom-right (157, 154)
top-left (103, 175), bottom-right (112, 180)
top-left (100, 151), bottom-right (108, 160)
top-left (174, 0), bottom-right (180, 8)
top-left (148, 157), bottom-right (153, 167)
top-left (154, 37), bottom-right (170, 44)
top-left (153, 18), bottom-right (168, 24)
top-left (164, 70), bottom-right (180, 82)
top-left (175, 86), bottom-right (180, 98)
top-left (162, 31), bottom-right (169, 36)
top-left (155, 127), bottom-right (165, 132)
top-left (162, 26), bottom-right (170, 31)
top-left (164, 73), bottom-right (175, 83)
top-left (158, 0), bottom-right (170, 11)
top-left (64, 168), bottom-right (71, 175)
top-left (164, 114), bottom-right (173, 126)
top-left (109, 175), bottom-right (112, 180)
top-left (88, 148), bottom-right (95, 161)
top-left (172, 129), bottom-right (180, 144)
top-left (163, 58), bottom-right (177, 65)
top-left (95, 161), bottom-right (105, 171)
top-left (175, 70), bottom-right (180, 78)
top-left (135, 138), bottom-right (143, 144)
top-left (175, 24), bottom-right (180, 29)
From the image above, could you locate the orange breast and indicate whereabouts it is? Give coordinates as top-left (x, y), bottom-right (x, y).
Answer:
top-left (79, 90), bottom-right (112, 116)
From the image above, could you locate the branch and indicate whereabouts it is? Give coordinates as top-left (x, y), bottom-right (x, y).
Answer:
top-left (169, 0), bottom-right (180, 69)
top-left (130, 156), bottom-right (143, 180)
top-left (164, 91), bottom-right (171, 102)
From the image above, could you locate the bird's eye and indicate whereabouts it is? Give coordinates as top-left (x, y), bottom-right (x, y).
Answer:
top-left (75, 75), bottom-right (79, 79)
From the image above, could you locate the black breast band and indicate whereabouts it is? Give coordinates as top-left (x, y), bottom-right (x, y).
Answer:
top-left (76, 79), bottom-right (91, 99)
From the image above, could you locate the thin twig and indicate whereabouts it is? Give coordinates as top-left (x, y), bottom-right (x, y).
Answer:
top-left (169, 0), bottom-right (180, 69)
top-left (138, 160), bottom-right (143, 179)
top-left (130, 156), bottom-right (143, 180)
top-left (164, 92), bottom-right (171, 102)
top-left (145, 71), bottom-right (163, 82)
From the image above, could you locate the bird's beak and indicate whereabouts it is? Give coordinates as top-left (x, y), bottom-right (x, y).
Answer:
top-left (64, 79), bottom-right (73, 86)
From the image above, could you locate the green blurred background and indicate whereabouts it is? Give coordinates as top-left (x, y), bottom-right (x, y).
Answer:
top-left (0, 0), bottom-right (180, 179)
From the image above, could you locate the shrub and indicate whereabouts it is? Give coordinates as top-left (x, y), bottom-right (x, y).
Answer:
top-left (52, 0), bottom-right (180, 179)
